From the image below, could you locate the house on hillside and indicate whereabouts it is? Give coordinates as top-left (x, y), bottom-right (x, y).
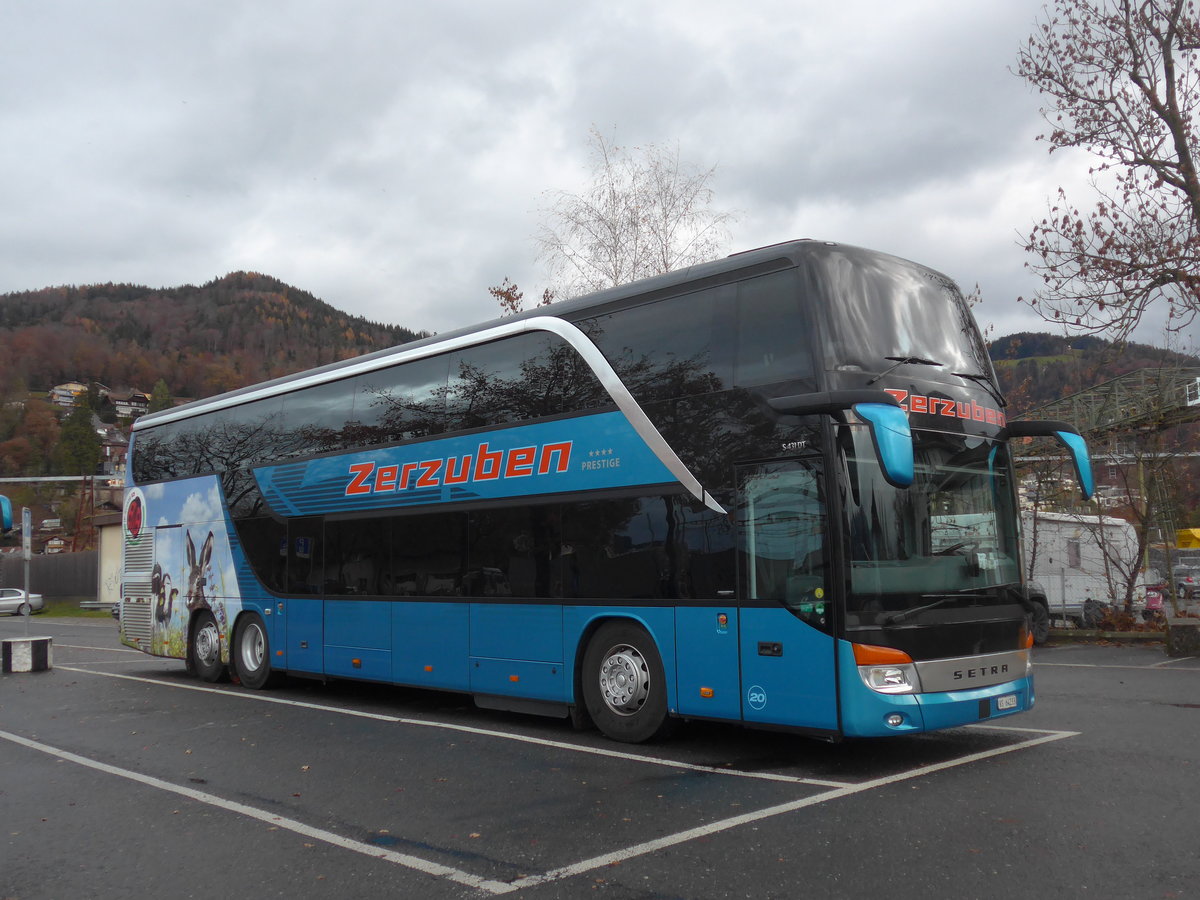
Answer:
top-left (112, 390), bottom-right (150, 420)
top-left (49, 381), bottom-right (89, 408)
top-left (98, 426), bottom-right (128, 480)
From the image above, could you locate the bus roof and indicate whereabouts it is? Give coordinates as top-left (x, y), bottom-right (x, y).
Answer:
top-left (133, 239), bottom-right (946, 431)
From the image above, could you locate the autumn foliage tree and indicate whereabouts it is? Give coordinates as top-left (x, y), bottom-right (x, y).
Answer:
top-left (487, 277), bottom-right (555, 317)
top-left (1016, 0), bottom-right (1200, 340)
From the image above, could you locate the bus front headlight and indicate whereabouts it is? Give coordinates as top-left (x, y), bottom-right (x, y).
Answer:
top-left (852, 643), bottom-right (921, 694)
top-left (859, 663), bottom-right (921, 694)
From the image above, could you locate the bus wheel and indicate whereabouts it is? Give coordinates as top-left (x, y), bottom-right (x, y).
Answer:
top-left (582, 621), bottom-right (674, 743)
top-left (1028, 601), bottom-right (1050, 646)
top-left (234, 613), bottom-right (278, 690)
top-left (190, 610), bottom-right (225, 683)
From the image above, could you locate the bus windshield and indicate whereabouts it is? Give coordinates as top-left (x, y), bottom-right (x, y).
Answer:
top-left (813, 248), bottom-right (993, 381)
top-left (843, 426), bottom-right (1021, 618)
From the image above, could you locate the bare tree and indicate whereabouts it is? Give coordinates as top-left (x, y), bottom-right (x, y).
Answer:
top-left (535, 127), bottom-right (736, 300)
top-left (1015, 0), bottom-right (1200, 340)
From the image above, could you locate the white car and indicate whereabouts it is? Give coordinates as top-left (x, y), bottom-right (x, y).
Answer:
top-left (0, 587), bottom-right (45, 616)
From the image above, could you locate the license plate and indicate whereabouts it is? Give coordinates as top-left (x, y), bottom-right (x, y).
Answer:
top-left (997, 693), bottom-right (1018, 711)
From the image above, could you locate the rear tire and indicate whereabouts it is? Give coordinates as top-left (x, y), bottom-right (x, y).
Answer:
top-left (189, 610), bottom-right (225, 683)
top-left (16, 601), bottom-right (30, 617)
top-left (233, 613), bottom-right (278, 690)
top-left (581, 621), bottom-right (674, 744)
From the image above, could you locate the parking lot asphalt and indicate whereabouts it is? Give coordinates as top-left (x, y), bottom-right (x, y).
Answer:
top-left (2, 617), bottom-right (1198, 899)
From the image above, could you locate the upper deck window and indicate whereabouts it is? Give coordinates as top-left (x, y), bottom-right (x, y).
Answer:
top-left (733, 269), bottom-right (814, 387)
top-left (581, 285), bottom-right (732, 402)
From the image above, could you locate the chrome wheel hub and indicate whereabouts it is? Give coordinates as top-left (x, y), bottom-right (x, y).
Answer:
top-left (240, 623), bottom-right (265, 672)
top-left (598, 644), bottom-right (649, 716)
top-left (195, 621), bottom-right (220, 665)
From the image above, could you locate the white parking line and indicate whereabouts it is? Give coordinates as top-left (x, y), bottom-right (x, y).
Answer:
top-left (0, 714), bottom-right (1077, 895)
top-left (54, 644), bottom-right (141, 654)
top-left (32, 665), bottom-right (1079, 895)
top-left (1037, 661), bottom-right (1199, 670)
top-left (0, 728), bottom-right (516, 895)
top-left (0, 619), bottom-right (117, 629)
top-left (56, 666), bottom-right (853, 788)
top-left (510, 726), bottom-right (1077, 891)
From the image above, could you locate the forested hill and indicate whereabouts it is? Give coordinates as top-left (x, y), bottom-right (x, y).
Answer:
top-left (988, 332), bottom-right (1200, 415)
top-left (0, 272), bottom-right (427, 400)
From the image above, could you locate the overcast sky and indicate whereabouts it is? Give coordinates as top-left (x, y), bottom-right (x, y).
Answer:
top-left (0, 0), bottom-right (1187, 348)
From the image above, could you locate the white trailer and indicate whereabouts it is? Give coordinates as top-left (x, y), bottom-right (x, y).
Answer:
top-left (1022, 510), bottom-right (1146, 625)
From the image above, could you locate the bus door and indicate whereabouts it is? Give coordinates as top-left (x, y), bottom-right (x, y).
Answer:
top-left (737, 459), bottom-right (838, 732)
top-left (282, 517), bottom-right (324, 674)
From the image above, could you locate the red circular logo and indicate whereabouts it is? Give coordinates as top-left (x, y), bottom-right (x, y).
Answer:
top-left (126, 495), bottom-right (143, 539)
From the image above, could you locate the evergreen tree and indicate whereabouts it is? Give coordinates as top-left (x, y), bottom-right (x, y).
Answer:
top-left (148, 378), bottom-right (173, 413)
top-left (54, 407), bottom-right (101, 475)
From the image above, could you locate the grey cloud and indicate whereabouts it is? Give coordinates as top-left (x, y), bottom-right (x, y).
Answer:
top-left (0, 0), bottom-right (1167, 345)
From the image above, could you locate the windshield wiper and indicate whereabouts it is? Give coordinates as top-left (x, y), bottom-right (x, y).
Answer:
top-left (867, 356), bottom-right (943, 385)
top-left (880, 596), bottom-right (952, 626)
top-left (952, 370), bottom-right (1008, 408)
top-left (877, 590), bottom-right (992, 626)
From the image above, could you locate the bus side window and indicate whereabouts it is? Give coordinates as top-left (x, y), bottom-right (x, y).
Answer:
top-left (466, 505), bottom-right (561, 599)
top-left (355, 354), bottom-right (450, 444)
top-left (391, 511), bottom-right (466, 597)
top-left (562, 496), bottom-right (672, 600)
top-left (235, 515), bottom-right (288, 593)
top-left (287, 517), bottom-right (323, 595)
top-left (447, 333), bottom-right (560, 431)
top-left (280, 380), bottom-right (354, 456)
top-left (324, 517), bottom-right (391, 596)
top-left (734, 270), bottom-right (814, 388)
top-left (675, 497), bottom-right (735, 599)
top-left (738, 459), bottom-right (830, 631)
top-left (580, 287), bottom-right (730, 402)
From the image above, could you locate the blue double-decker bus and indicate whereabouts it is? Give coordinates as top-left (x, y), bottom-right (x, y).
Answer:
top-left (117, 240), bottom-right (1093, 742)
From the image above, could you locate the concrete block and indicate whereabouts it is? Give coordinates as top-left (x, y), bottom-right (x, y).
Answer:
top-left (1165, 618), bottom-right (1200, 658)
top-left (1, 636), bottom-right (53, 673)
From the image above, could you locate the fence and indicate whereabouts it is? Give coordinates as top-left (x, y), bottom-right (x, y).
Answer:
top-left (0, 551), bottom-right (97, 599)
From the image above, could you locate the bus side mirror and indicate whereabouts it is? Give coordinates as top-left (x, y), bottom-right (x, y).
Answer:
top-left (1005, 420), bottom-right (1094, 501)
top-left (766, 389), bottom-right (914, 488)
top-left (853, 402), bottom-right (914, 488)
top-left (0, 496), bottom-right (10, 533)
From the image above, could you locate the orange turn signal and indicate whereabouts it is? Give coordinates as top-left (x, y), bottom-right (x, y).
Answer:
top-left (699, 687), bottom-right (714, 698)
top-left (852, 643), bottom-right (914, 666)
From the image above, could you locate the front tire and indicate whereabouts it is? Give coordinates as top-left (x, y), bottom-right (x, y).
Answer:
top-left (581, 621), bottom-right (674, 744)
top-left (189, 610), bottom-right (225, 683)
top-left (1028, 601), bottom-right (1050, 645)
top-left (233, 613), bottom-right (278, 690)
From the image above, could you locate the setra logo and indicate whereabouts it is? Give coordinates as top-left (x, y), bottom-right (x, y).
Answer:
top-left (747, 685), bottom-right (767, 711)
